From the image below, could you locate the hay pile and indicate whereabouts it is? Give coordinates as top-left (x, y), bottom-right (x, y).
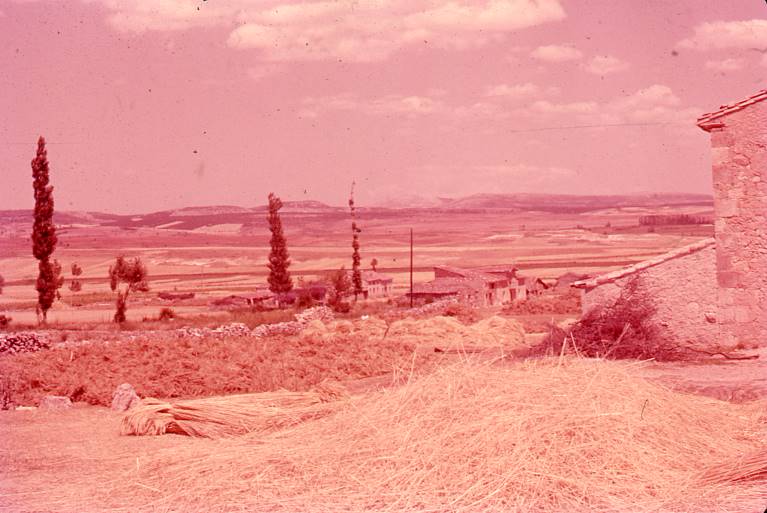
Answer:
top-left (139, 358), bottom-right (766, 512)
top-left (302, 315), bottom-right (526, 352)
top-left (121, 381), bottom-right (348, 438)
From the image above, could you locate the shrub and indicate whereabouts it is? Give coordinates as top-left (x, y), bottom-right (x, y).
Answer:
top-left (109, 256), bottom-right (149, 323)
top-left (158, 307), bottom-right (176, 321)
top-left (530, 276), bottom-right (687, 361)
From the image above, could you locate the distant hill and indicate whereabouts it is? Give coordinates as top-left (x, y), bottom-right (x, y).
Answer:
top-left (428, 193), bottom-right (713, 212)
top-left (0, 193), bottom-right (712, 234)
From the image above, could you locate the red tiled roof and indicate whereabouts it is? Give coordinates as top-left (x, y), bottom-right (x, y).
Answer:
top-left (410, 277), bottom-right (484, 295)
top-left (572, 238), bottom-right (715, 289)
top-left (361, 270), bottom-right (393, 283)
top-left (697, 90), bottom-right (767, 132)
top-left (434, 265), bottom-right (507, 284)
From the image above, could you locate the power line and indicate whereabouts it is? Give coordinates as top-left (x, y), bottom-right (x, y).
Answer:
top-left (0, 141), bottom-right (84, 145)
top-left (505, 121), bottom-right (688, 134)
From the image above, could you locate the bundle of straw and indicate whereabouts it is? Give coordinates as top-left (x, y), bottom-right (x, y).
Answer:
top-left (134, 358), bottom-right (766, 512)
top-left (121, 381), bottom-right (348, 438)
top-left (699, 448), bottom-right (767, 485)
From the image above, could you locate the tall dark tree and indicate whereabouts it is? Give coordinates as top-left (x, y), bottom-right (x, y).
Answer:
top-left (31, 136), bottom-right (63, 323)
top-left (266, 193), bottom-right (293, 299)
top-left (109, 256), bottom-right (149, 323)
top-left (349, 182), bottom-right (363, 300)
top-left (0, 274), bottom-right (9, 328)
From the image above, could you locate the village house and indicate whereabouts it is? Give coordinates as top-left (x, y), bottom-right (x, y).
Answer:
top-left (520, 276), bottom-right (549, 297)
top-left (360, 270), bottom-right (394, 299)
top-left (574, 89), bottom-right (767, 347)
top-left (409, 265), bottom-right (513, 307)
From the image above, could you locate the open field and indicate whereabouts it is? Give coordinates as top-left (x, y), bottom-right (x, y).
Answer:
top-left (0, 202), bottom-right (713, 325)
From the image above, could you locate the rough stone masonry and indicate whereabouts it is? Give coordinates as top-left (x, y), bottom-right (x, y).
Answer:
top-left (698, 91), bottom-right (767, 347)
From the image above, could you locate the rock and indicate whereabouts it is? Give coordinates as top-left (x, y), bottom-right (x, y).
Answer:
top-left (39, 395), bottom-right (72, 411)
top-left (111, 383), bottom-right (140, 412)
top-left (0, 332), bottom-right (52, 355)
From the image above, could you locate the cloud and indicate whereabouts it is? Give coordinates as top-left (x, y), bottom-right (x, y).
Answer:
top-left (704, 58), bottom-right (745, 72)
top-left (89, 0), bottom-right (566, 62)
top-left (584, 55), bottom-right (629, 75)
top-left (678, 19), bottom-right (767, 50)
top-left (531, 100), bottom-right (596, 114)
top-left (530, 44), bottom-right (582, 62)
top-left (518, 85), bottom-right (698, 127)
top-left (301, 93), bottom-right (446, 118)
top-left (483, 82), bottom-right (559, 100)
top-left (302, 84), bottom-right (698, 130)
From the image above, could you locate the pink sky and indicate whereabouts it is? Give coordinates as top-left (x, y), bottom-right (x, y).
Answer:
top-left (1, 0), bottom-right (765, 213)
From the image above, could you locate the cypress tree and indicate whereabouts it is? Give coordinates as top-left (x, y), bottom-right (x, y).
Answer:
top-left (267, 193), bottom-right (293, 299)
top-left (349, 182), bottom-right (363, 300)
top-left (31, 136), bottom-right (63, 323)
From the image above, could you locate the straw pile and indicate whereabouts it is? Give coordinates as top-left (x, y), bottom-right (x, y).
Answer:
top-left (139, 358), bottom-right (766, 512)
top-left (121, 381), bottom-right (348, 438)
top-left (302, 315), bottom-right (526, 352)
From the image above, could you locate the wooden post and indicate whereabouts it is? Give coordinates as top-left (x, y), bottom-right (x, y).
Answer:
top-left (410, 228), bottom-right (414, 308)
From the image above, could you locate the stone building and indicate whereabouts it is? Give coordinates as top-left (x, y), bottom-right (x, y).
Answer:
top-left (697, 89), bottom-right (767, 346)
top-left (409, 265), bottom-right (512, 306)
top-left (572, 239), bottom-right (718, 345)
top-left (573, 89), bottom-right (766, 348)
top-left (360, 271), bottom-right (393, 299)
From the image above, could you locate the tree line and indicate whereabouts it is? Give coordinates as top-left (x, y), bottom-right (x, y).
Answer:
top-left (638, 214), bottom-right (713, 226)
top-left (8, 136), bottom-right (370, 325)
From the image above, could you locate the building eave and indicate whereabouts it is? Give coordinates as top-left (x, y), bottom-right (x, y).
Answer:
top-left (572, 238), bottom-right (715, 289)
top-left (696, 89), bottom-right (767, 131)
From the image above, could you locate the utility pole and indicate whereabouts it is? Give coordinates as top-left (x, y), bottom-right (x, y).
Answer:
top-left (409, 228), bottom-right (414, 308)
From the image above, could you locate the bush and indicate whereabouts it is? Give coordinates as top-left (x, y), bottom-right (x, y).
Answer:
top-left (296, 290), bottom-right (315, 309)
top-left (333, 302), bottom-right (351, 314)
top-left (530, 277), bottom-right (687, 361)
top-left (0, 315), bottom-right (11, 329)
top-left (158, 307), bottom-right (176, 321)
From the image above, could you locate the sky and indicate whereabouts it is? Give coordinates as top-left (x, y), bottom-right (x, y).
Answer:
top-left (1, 0), bottom-right (765, 213)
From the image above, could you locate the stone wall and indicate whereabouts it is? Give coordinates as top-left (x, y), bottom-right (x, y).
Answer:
top-left (581, 245), bottom-right (718, 346)
top-left (709, 101), bottom-right (767, 346)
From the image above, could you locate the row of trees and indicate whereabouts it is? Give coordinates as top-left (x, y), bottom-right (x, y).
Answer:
top-left (638, 214), bottom-right (713, 226)
top-left (265, 182), bottom-right (369, 311)
top-left (24, 136), bottom-right (366, 324)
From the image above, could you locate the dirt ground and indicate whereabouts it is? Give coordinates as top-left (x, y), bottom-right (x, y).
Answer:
top-left (1, 348), bottom-right (765, 513)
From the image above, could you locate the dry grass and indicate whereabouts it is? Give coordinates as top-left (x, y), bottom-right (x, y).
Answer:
top-left (0, 331), bottom-right (436, 407)
top-left (130, 357), bottom-right (766, 512)
top-left (503, 288), bottom-right (581, 315)
top-left (121, 381), bottom-right (349, 438)
top-left (301, 315), bottom-right (526, 353)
